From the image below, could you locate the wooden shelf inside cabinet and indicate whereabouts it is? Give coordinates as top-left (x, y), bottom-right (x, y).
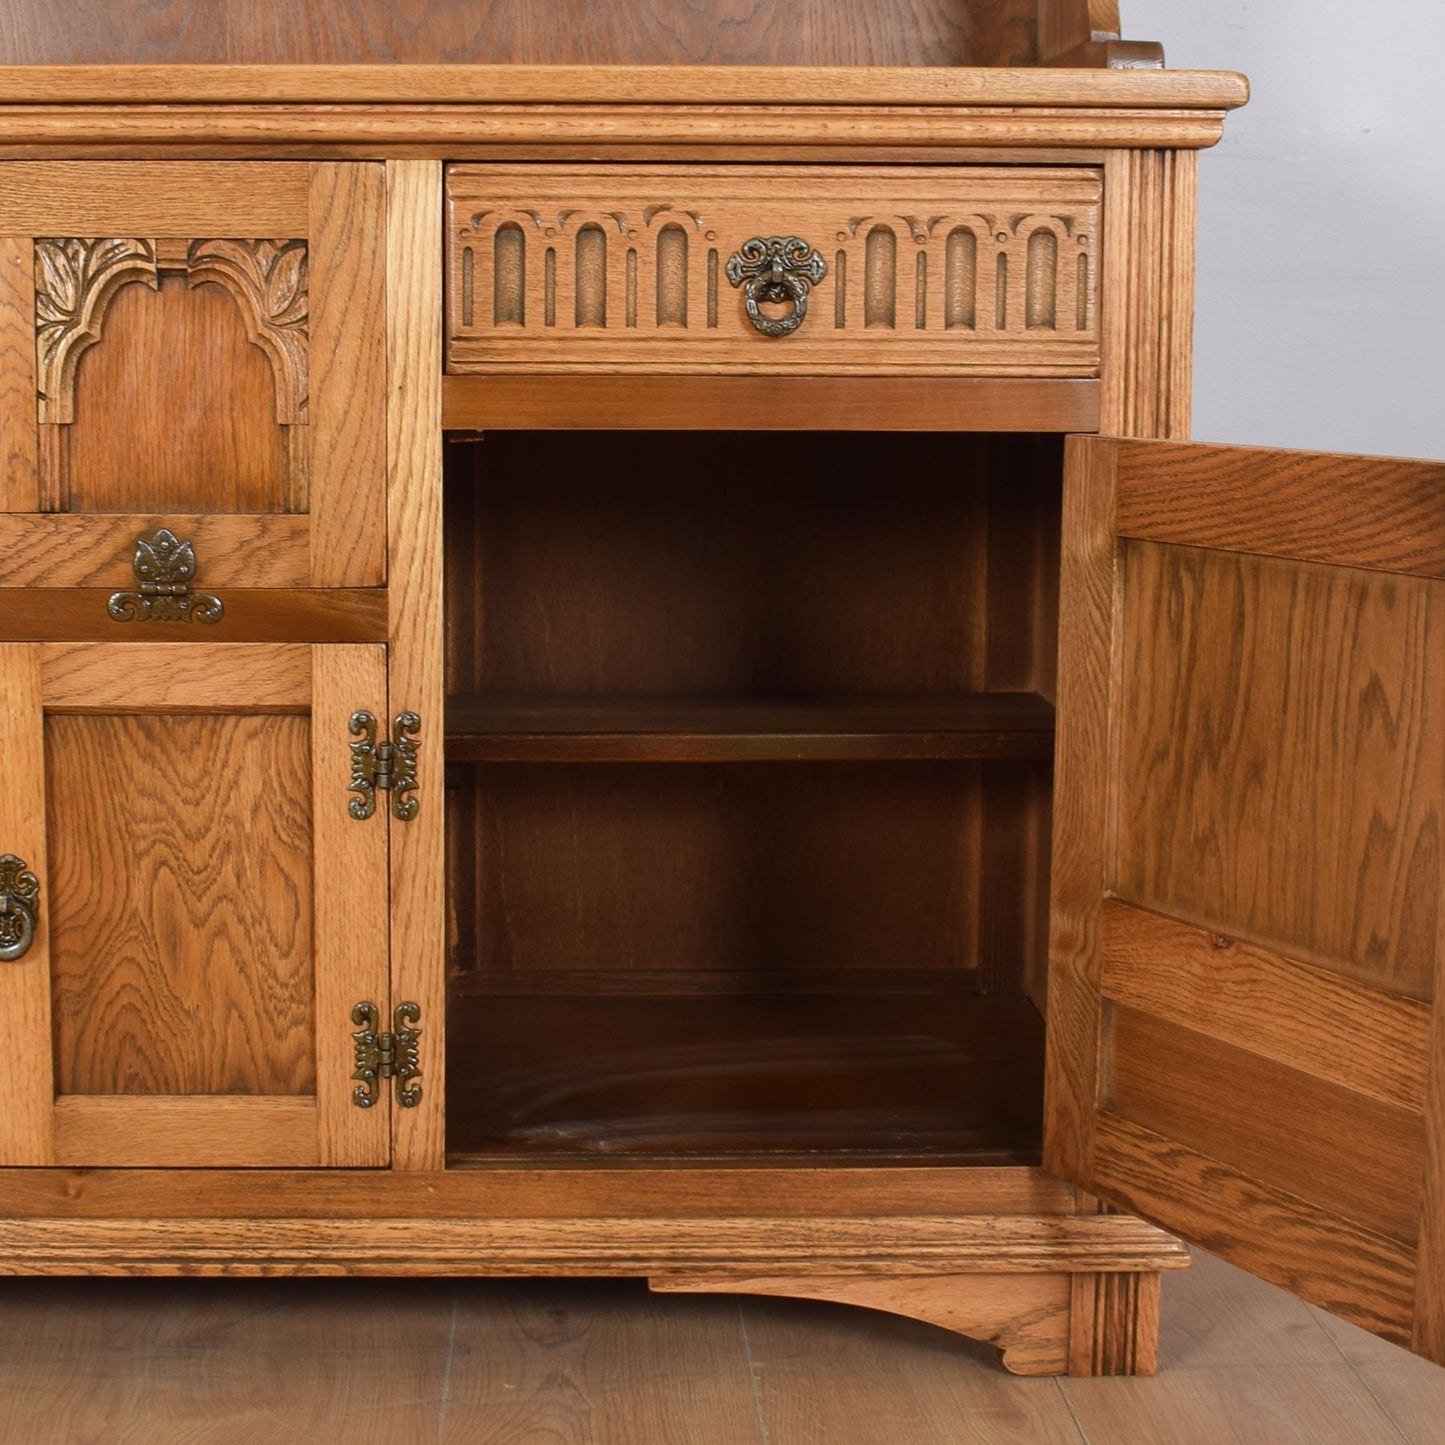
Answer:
top-left (445, 692), bottom-right (1056, 764)
top-left (446, 990), bottom-right (1045, 1165)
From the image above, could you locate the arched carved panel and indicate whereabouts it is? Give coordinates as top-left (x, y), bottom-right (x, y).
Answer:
top-left (185, 239), bottom-right (309, 424)
top-left (32, 235), bottom-right (309, 513)
top-left (34, 236), bottom-right (309, 427)
top-left (35, 238), bottom-right (158, 425)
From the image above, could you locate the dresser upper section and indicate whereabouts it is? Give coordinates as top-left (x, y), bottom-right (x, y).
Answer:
top-left (0, 1), bottom-right (1144, 69)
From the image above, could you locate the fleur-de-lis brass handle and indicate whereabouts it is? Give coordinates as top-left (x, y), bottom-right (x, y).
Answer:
top-left (0, 854), bottom-right (39, 962)
top-left (726, 236), bottom-right (828, 337)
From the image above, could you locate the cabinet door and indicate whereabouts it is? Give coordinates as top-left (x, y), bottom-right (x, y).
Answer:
top-left (1046, 436), bottom-right (1445, 1363)
top-left (0, 162), bottom-right (386, 607)
top-left (0, 642), bottom-right (391, 1167)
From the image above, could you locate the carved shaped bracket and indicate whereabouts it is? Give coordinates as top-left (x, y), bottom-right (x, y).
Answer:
top-left (35, 238), bottom-right (159, 425)
top-left (186, 239), bottom-right (309, 424)
top-left (35, 236), bottom-right (309, 427)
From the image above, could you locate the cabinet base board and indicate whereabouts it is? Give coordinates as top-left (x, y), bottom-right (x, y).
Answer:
top-left (0, 1211), bottom-right (1177, 1377)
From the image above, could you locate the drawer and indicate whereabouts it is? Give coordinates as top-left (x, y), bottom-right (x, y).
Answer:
top-left (445, 165), bottom-right (1101, 376)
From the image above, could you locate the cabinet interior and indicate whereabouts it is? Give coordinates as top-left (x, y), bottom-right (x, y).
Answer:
top-left (443, 429), bottom-right (1063, 1166)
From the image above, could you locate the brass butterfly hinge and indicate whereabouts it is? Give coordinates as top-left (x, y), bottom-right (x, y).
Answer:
top-left (348, 710), bottom-right (421, 821)
top-left (108, 528), bottom-right (224, 624)
top-left (351, 1001), bottom-right (422, 1109)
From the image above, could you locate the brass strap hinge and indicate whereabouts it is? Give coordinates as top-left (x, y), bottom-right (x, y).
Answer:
top-left (348, 710), bottom-right (421, 821)
top-left (351, 1001), bottom-right (422, 1109)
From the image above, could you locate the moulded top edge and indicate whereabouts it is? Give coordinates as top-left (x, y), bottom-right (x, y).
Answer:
top-left (0, 63), bottom-right (1250, 111)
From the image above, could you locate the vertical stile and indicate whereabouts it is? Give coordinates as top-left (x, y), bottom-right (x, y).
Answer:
top-left (312, 645), bottom-right (391, 1166)
top-left (385, 160), bottom-right (447, 1170)
top-left (0, 643), bottom-right (53, 1163)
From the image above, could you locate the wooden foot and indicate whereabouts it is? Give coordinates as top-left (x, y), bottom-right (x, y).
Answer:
top-left (651, 1271), bottom-right (1073, 1376)
top-left (1068, 1270), bottom-right (1162, 1375)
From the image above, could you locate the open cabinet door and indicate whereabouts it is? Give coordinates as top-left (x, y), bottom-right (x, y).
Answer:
top-left (1045, 436), bottom-right (1445, 1363)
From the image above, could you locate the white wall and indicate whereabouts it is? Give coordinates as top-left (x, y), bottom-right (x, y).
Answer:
top-left (1132, 1), bottom-right (1445, 459)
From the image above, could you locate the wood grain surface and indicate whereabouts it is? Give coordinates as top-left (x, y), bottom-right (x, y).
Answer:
top-left (0, 644), bottom-right (54, 1163)
top-left (1092, 1113), bottom-right (1418, 1348)
top-left (47, 712), bottom-right (315, 1096)
top-left (1069, 1268), bottom-right (1159, 1376)
top-left (1098, 149), bottom-right (1195, 438)
top-left (442, 375), bottom-right (1101, 432)
top-left (0, 588), bottom-right (386, 643)
top-left (1041, 435), bottom-right (1119, 1187)
top-left (463, 761), bottom-right (988, 980)
top-left (444, 431), bottom-right (1059, 697)
top-left (308, 161), bottom-right (387, 587)
top-left (445, 992), bottom-right (1044, 1161)
top-left (0, 235), bottom-right (36, 510)
top-left (1114, 442), bottom-right (1445, 579)
top-left (446, 164), bottom-right (1101, 377)
top-left (0, 100), bottom-right (1241, 159)
top-left (0, 2), bottom-right (1100, 68)
top-left (311, 646), bottom-right (390, 1168)
top-left (52, 1097), bottom-right (321, 1168)
top-left (1101, 900), bottom-right (1432, 1112)
top-left (39, 642), bottom-right (312, 709)
top-left (0, 1163), bottom-right (1078, 1220)
top-left (386, 159), bottom-right (446, 1171)
top-left (0, 1211), bottom-right (1188, 1277)
top-left (656, 1271), bottom-right (1074, 1375)
top-left (1107, 1005), bottom-right (1426, 1247)
top-left (1118, 541), bottom-right (1443, 1001)
top-left (0, 64), bottom-right (1250, 110)
top-left (0, 513), bottom-right (311, 587)
top-left (0, 160), bottom-right (310, 234)
top-left (445, 693), bottom-right (1055, 763)
top-left (62, 275), bottom-right (288, 514)
top-left (1416, 957), bottom-right (1445, 1359)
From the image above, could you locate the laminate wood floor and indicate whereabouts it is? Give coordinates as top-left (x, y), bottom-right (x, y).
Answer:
top-left (0, 1250), bottom-right (1439, 1444)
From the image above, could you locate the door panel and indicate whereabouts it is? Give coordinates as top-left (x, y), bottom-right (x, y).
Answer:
top-left (0, 641), bottom-right (390, 1168)
top-left (0, 161), bottom-right (386, 590)
top-left (1046, 436), bottom-right (1445, 1362)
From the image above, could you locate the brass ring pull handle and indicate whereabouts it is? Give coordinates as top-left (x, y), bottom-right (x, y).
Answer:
top-left (726, 236), bottom-right (828, 338)
top-left (0, 855), bottom-right (39, 962)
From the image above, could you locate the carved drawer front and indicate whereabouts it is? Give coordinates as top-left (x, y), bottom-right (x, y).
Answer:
top-left (0, 162), bottom-right (387, 605)
top-left (446, 165), bottom-right (1101, 375)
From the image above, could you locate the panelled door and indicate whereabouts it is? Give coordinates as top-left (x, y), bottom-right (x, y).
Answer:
top-left (0, 642), bottom-right (391, 1167)
top-left (1046, 436), bottom-right (1445, 1364)
top-left (0, 160), bottom-right (386, 625)
top-left (0, 158), bottom-right (401, 1169)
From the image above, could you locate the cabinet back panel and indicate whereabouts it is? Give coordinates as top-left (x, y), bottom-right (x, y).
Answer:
top-left (0, 1), bottom-right (1038, 67)
top-left (451, 759), bottom-right (1055, 989)
top-left (446, 432), bottom-right (1062, 699)
top-left (62, 277), bottom-right (289, 516)
top-left (46, 713), bottom-right (316, 1096)
top-left (1117, 542), bottom-right (1443, 1003)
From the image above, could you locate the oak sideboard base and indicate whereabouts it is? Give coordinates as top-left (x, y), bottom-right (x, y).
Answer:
top-left (0, 1178), bottom-right (1186, 1376)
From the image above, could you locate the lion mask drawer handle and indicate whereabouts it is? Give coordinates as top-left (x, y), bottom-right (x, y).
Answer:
top-left (726, 236), bottom-right (828, 338)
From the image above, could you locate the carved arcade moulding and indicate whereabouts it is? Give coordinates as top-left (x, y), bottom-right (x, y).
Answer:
top-left (447, 165), bottom-right (1101, 375)
top-left (34, 236), bottom-right (309, 425)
